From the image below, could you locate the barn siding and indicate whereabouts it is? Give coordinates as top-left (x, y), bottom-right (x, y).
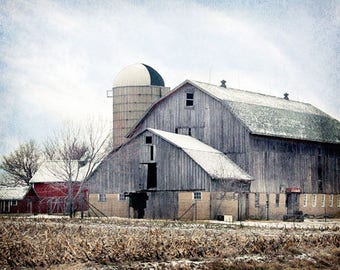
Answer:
top-left (131, 83), bottom-right (339, 198)
top-left (88, 81), bottom-right (340, 220)
top-left (87, 130), bottom-right (216, 219)
top-left (133, 84), bottom-right (251, 171)
top-left (249, 135), bottom-right (340, 194)
top-left (87, 130), bottom-right (213, 195)
top-left (145, 191), bottom-right (178, 219)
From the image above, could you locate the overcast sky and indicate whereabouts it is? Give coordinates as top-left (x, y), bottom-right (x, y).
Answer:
top-left (0, 0), bottom-right (339, 156)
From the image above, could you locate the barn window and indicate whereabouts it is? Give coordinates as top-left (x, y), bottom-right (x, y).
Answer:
top-left (321, 194), bottom-right (325, 207)
top-left (98, 193), bottom-right (106, 202)
top-left (255, 193), bottom-right (260, 208)
top-left (11, 200), bottom-right (17, 206)
top-left (312, 194), bottom-right (317, 207)
top-left (145, 136), bottom-right (152, 144)
top-left (275, 194), bottom-right (280, 207)
top-left (329, 194), bottom-right (334, 207)
top-left (147, 163), bottom-right (157, 189)
top-left (303, 194), bottom-right (308, 207)
top-left (175, 127), bottom-right (192, 136)
top-left (186, 92), bottom-right (194, 107)
top-left (193, 192), bottom-right (202, 200)
top-left (119, 193), bottom-right (127, 201)
top-left (150, 145), bottom-right (155, 161)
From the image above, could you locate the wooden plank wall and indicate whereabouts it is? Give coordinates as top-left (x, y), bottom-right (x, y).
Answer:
top-left (133, 83), bottom-right (250, 169)
top-left (131, 83), bottom-right (339, 195)
top-left (249, 135), bottom-right (340, 194)
top-left (87, 130), bottom-right (212, 195)
top-left (145, 191), bottom-right (178, 219)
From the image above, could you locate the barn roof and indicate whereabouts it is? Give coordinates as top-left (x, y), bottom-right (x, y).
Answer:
top-left (30, 161), bottom-right (87, 183)
top-left (191, 80), bottom-right (340, 144)
top-left (128, 80), bottom-right (340, 144)
top-left (148, 128), bottom-right (253, 181)
top-left (0, 186), bottom-right (30, 200)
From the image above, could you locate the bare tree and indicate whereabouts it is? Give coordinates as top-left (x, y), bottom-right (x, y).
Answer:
top-left (0, 140), bottom-right (41, 186)
top-left (43, 119), bottom-right (112, 218)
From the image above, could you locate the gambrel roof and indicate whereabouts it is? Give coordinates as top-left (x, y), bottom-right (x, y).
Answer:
top-left (129, 80), bottom-right (340, 144)
top-left (0, 186), bottom-right (31, 200)
top-left (148, 128), bottom-right (253, 181)
top-left (192, 80), bottom-right (340, 144)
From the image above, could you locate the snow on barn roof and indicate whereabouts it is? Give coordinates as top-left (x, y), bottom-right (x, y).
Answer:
top-left (0, 186), bottom-right (30, 200)
top-left (191, 80), bottom-right (340, 144)
top-left (128, 80), bottom-right (339, 144)
top-left (30, 161), bottom-right (87, 183)
top-left (148, 128), bottom-right (253, 181)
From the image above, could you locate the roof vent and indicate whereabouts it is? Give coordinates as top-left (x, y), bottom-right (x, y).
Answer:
top-left (220, 80), bottom-right (227, 88)
top-left (284, 93), bottom-right (289, 100)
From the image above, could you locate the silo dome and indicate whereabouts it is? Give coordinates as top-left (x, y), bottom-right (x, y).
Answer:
top-left (113, 63), bottom-right (165, 88)
top-left (111, 63), bottom-right (169, 147)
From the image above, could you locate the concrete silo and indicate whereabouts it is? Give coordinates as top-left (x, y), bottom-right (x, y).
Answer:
top-left (111, 63), bottom-right (170, 147)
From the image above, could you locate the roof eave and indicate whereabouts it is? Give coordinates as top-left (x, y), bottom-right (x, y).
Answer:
top-left (250, 132), bottom-right (340, 145)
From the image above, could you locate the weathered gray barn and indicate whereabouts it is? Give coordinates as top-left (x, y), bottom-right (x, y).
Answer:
top-left (87, 64), bottom-right (340, 221)
top-left (88, 128), bottom-right (253, 220)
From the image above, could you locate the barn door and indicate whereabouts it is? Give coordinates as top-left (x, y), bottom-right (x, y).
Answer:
top-left (286, 193), bottom-right (300, 215)
top-left (238, 193), bottom-right (249, 221)
top-left (285, 188), bottom-right (301, 215)
top-left (129, 192), bottom-right (148, 219)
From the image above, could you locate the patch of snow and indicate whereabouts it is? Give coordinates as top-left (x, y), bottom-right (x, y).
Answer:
top-left (192, 80), bottom-right (325, 115)
top-left (184, 149), bottom-right (253, 180)
top-left (191, 80), bottom-right (340, 143)
top-left (0, 186), bottom-right (30, 200)
top-left (30, 160), bottom-right (87, 183)
top-left (148, 128), bottom-right (253, 180)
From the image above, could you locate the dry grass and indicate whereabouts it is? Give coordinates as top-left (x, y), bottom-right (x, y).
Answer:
top-left (0, 216), bottom-right (339, 269)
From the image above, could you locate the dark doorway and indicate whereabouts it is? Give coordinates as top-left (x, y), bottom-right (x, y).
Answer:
top-left (129, 192), bottom-right (148, 219)
top-left (286, 192), bottom-right (300, 215)
top-left (284, 188), bottom-right (304, 221)
top-left (147, 163), bottom-right (157, 189)
top-left (238, 193), bottom-right (249, 221)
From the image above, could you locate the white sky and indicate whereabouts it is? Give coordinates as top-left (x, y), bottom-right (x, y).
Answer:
top-left (0, 0), bottom-right (339, 155)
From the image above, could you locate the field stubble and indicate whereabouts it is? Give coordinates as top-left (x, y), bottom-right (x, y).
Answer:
top-left (0, 216), bottom-right (339, 269)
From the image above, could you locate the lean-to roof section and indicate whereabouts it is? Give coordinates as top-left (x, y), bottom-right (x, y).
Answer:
top-left (0, 186), bottom-right (31, 200)
top-left (148, 128), bottom-right (253, 181)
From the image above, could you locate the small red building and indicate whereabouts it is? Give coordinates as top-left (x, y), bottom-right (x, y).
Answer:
top-left (0, 186), bottom-right (39, 214)
top-left (30, 161), bottom-right (88, 215)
